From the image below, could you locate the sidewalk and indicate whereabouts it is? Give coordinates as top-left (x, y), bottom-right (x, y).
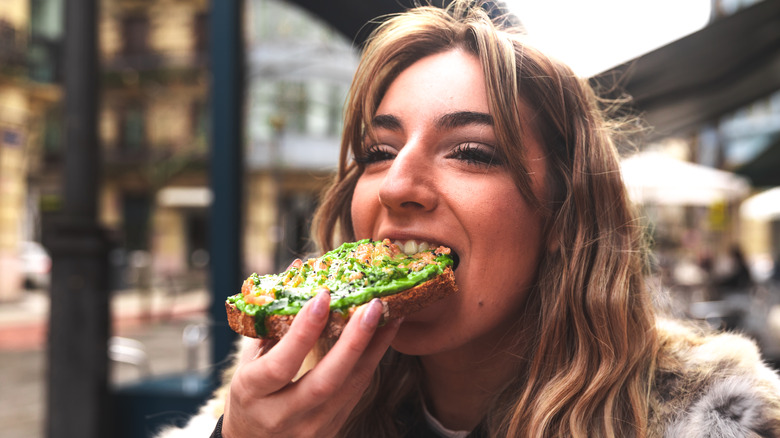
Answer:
top-left (0, 287), bottom-right (213, 438)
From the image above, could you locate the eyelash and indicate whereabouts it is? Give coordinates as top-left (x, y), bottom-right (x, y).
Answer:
top-left (448, 143), bottom-right (502, 167)
top-left (354, 143), bottom-right (502, 167)
top-left (354, 144), bottom-right (394, 164)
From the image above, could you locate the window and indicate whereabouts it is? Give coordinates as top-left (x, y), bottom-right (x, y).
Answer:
top-left (276, 82), bottom-right (308, 134)
top-left (274, 192), bottom-right (318, 271)
top-left (122, 15), bottom-right (149, 57)
top-left (43, 107), bottom-right (63, 156)
top-left (185, 210), bottom-right (209, 269)
top-left (0, 20), bottom-right (20, 65)
top-left (30, 0), bottom-right (64, 40)
top-left (190, 99), bottom-right (209, 153)
top-left (327, 85), bottom-right (344, 136)
top-left (193, 12), bottom-right (208, 55)
top-left (122, 194), bottom-right (151, 251)
top-left (120, 103), bottom-right (146, 153)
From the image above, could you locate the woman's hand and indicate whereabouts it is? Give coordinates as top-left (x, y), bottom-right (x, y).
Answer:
top-left (221, 290), bottom-right (401, 437)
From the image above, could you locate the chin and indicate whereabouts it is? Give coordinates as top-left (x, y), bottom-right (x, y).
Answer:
top-left (389, 319), bottom-right (460, 356)
top-left (388, 293), bottom-right (469, 355)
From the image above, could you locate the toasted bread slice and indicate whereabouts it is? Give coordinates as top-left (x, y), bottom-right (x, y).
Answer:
top-left (225, 239), bottom-right (458, 340)
top-left (226, 266), bottom-right (456, 340)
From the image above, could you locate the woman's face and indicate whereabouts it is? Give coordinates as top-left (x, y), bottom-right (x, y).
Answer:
top-left (350, 49), bottom-right (548, 356)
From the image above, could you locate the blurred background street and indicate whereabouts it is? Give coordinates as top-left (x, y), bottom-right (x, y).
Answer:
top-left (1, 0), bottom-right (780, 436)
top-left (0, 286), bottom-right (211, 437)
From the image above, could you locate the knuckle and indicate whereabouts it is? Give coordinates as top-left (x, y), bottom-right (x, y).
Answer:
top-left (263, 355), bottom-right (295, 384)
top-left (264, 416), bottom-right (290, 436)
top-left (308, 377), bottom-right (339, 399)
top-left (229, 378), bottom-right (252, 406)
top-left (263, 404), bottom-right (309, 436)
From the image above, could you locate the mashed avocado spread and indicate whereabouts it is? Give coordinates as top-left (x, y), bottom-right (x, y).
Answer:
top-left (227, 239), bottom-right (454, 336)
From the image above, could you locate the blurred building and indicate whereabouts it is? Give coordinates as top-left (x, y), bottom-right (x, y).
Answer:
top-left (92, 0), bottom-right (212, 286)
top-left (0, 0), bottom-right (61, 301)
top-left (710, 89), bottom-right (780, 279)
top-left (243, 0), bottom-right (357, 273)
top-left (19, 0), bottom-right (356, 294)
top-left (701, 0), bottom-right (780, 278)
top-left (612, 0), bottom-right (780, 287)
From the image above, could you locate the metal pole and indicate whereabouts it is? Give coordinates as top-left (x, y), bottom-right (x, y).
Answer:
top-left (45, 0), bottom-right (111, 437)
top-left (209, 0), bottom-right (244, 380)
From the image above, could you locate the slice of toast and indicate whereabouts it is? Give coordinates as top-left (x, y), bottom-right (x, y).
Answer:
top-left (225, 239), bottom-right (458, 340)
top-left (225, 267), bottom-right (456, 340)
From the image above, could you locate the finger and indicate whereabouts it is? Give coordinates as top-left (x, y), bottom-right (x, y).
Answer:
top-left (358, 316), bottom-right (402, 367)
top-left (296, 316), bottom-right (402, 433)
top-left (299, 299), bottom-right (389, 400)
top-left (286, 258), bottom-right (303, 270)
top-left (238, 338), bottom-right (262, 363)
top-left (334, 317), bottom-right (402, 402)
top-left (238, 337), bottom-right (275, 364)
top-left (245, 290), bottom-right (331, 393)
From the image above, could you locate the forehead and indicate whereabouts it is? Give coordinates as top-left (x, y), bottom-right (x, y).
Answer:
top-left (376, 49), bottom-right (489, 118)
top-left (374, 49), bottom-right (546, 156)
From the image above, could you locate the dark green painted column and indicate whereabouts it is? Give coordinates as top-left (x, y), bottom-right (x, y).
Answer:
top-left (45, 0), bottom-right (111, 437)
top-left (209, 0), bottom-right (244, 380)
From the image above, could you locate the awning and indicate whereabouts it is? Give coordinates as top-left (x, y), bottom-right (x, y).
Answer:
top-left (621, 151), bottom-right (751, 206)
top-left (741, 186), bottom-right (780, 220)
top-left (592, 0), bottom-right (780, 141)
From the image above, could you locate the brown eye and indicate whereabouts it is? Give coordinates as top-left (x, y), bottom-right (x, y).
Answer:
top-left (354, 144), bottom-right (396, 165)
top-left (448, 143), bottom-right (503, 167)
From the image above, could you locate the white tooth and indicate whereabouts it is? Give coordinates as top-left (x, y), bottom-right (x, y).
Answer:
top-left (418, 242), bottom-right (430, 252)
top-left (403, 241), bottom-right (417, 255)
top-left (393, 240), bottom-right (403, 250)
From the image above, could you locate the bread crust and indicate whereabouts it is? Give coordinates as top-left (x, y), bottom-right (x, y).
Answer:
top-left (226, 267), bottom-right (456, 340)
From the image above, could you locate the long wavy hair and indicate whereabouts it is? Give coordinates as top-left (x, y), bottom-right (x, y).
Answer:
top-left (310, 1), bottom-right (658, 436)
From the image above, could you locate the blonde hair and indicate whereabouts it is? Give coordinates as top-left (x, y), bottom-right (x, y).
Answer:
top-left (311, 1), bottom-right (657, 436)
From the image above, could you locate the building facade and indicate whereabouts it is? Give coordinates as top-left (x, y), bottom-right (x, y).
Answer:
top-left (244, 0), bottom-right (357, 273)
top-left (24, 0), bottom-right (356, 294)
top-left (0, 0), bottom-right (61, 300)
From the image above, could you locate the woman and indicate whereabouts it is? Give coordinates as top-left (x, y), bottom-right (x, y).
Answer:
top-left (160, 1), bottom-right (780, 437)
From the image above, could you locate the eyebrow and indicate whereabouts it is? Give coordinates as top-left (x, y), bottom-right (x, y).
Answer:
top-left (436, 111), bottom-right (493, 130)
top-left (370, 111), bottom-right (494, 132)
top-left (371, 114), bottom-right (403, 131)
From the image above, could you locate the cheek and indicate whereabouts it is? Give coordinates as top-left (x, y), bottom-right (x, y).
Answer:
top-left (461, 187), bottom-right (545, 290)
top-left (350, 177), bottom-right (377, 238)
top-left (452, 181), bottom-right (539, 240)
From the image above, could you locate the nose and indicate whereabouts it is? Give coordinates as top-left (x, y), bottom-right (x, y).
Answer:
top-left (377, 145), bottom-right (438, 213)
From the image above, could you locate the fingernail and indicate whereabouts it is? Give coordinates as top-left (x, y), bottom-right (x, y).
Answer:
top-left (361, 299), bottom-right (382, 330)
top-left (310, 290), bottom-right (330, 319)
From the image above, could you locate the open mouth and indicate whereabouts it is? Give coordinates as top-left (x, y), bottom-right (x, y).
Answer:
top-left (392, 239), bottom-right (460, 270)
top-left (450, 251), bottom-right (460, 270)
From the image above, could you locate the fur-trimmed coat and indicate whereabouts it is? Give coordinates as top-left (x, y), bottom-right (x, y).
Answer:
top-left (648, 319), bottom-right (780, 437)
top-left (157, 319), bottom-right (780, 437)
